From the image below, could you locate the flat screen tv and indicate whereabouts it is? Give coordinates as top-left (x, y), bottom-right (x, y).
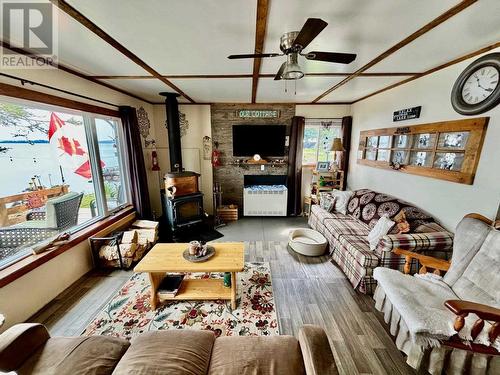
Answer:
top-left (232, 125), bottom-right (286, 157)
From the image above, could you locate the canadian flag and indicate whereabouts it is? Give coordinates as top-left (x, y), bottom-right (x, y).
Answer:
top-left (48, 113), bottom-right (104, 179)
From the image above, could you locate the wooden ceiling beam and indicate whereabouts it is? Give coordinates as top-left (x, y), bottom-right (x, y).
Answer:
top-left (352, 41), bottom-right (500, 104)
top-left (311, 0), bottom-right (478, 103)
top-left (50, 0), bottom-right (195, 103)
top-left (0, 40), bottom-right (153, 104)
top-left (251, 0), bottom-right (270, 103)
top-left (91, 72), bottom-right (421, 80)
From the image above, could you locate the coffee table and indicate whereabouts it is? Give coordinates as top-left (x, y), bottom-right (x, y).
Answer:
top-left (134, 242), bottom-right (244, 310)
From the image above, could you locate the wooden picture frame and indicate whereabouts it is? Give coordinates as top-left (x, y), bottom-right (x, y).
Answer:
top-left (316, 161), bottom-right (331, 172)
top-left (357, 117), bottom-right (488, 184)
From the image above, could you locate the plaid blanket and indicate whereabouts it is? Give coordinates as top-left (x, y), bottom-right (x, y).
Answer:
top-left (308, 205), bottom-right (454, 294)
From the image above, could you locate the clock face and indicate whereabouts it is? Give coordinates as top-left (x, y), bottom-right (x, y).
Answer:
top-left (461, 65), bottom-right (499, 105)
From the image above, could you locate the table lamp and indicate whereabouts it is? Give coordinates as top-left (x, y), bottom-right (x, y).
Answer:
top-left (330, 138), bottom-right (344, 170)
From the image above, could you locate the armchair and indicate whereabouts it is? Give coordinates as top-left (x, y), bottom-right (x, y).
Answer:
top-left (373, 214), bottom-right (500, 375)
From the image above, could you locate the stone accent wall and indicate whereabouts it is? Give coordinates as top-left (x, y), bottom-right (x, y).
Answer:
top-left (211, 103), bottom-right (296, 211)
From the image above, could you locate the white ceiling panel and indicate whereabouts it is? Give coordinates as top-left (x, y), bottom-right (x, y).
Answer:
top-left (260, 0), bottom-right (459, 75)
top-left (256, 76), bottom-right (345, 103)
top-left (0, 5), bottom-right (150, 76)
top-left (319, 76), bottom-right (412, 102)
top-left (100, 78), bottom-right (175, 102)
top-left (368, 0), bottom-right (500, 73)
top-left (67, 0), bottom-right (256, 75)
top-left (168, 78), bottom-right (251, 103)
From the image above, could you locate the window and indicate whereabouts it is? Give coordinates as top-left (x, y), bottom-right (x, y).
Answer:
top-left (0, 97), bottom-right (130, 268)
top-left (302, 119), bottom-right (341, 165)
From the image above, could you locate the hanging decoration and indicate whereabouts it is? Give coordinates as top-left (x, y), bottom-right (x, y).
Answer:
top-left (179, 112), bottom-right (189, 137)
top-left (203, 136), bottom-right (211, 160)
top-left (137, 107), bottom-right (156, 148)
top-left (164, 111), bottom-right (190, 137)
top-left (137, 107), bottom-right (151, 139)
top-left (320, 121), bottom-right (334, 151)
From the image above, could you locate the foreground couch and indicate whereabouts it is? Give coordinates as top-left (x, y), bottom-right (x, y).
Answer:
top-left (308, 189), bottom-right (454, 294)
top-left (0, 323), bottom-right (338, 375)
top-left (374, 214), bottom-right (500, 374)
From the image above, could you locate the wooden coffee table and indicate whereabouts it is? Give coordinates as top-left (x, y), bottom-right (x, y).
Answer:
top-left (134, 242), bottom-right (244, 310)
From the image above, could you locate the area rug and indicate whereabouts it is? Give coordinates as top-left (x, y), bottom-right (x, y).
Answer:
top-left (83, 262), bottom-right (278, 339)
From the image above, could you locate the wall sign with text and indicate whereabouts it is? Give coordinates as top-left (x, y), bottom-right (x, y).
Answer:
top-left (393, 106), bottom-right (421, 122)
top-left (237, 110), bottom-right (280, 118)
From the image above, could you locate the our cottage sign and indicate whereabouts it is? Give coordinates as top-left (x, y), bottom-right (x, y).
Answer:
top-left (236, 109), bottom-right (280, 118)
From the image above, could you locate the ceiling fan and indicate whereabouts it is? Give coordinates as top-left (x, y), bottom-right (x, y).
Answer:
top-left (228, 18), bottom-right (356, 80)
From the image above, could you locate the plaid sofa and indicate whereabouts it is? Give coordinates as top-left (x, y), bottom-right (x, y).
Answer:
top-left (308, 189), bottom-right (454, 294)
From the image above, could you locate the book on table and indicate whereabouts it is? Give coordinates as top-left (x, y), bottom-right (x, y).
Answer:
top-left (158, 274), bottom-right (184, 297)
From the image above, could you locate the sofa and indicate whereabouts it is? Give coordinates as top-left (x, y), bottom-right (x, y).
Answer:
top-left (373, 214), bottom-right (500, 374)
top-left (0, 323), bottom-right (338, 375)
top-left (308, 188), bottom-right (454, 294)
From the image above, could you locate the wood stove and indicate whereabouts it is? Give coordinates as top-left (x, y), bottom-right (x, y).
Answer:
top-left (162, 190), bottom-right (204, 232)
top-left (159, 93), bottom-right (204, 234)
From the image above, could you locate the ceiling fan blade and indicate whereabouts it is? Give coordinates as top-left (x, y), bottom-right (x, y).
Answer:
top-left (305, 51), bottom-right (356, 64)
top-left (292, 18), bottom-right (328, 50)
top-left (228, 53), bottom-right (281, 59)
top-left (274, 62), bottom-right (286, 81)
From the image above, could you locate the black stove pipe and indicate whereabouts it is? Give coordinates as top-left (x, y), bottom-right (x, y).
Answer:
top-left (160, 92), bottom-right (182, 172)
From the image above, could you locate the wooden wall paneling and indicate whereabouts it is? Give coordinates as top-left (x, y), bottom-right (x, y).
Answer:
top-left (357, 117), bottom-right (489, 184)
top-left (312, 0), bottom-right (478, 103)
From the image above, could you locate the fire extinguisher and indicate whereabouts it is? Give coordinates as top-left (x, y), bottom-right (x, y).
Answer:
top-left (151, 151), bottom-right (160, 171)
top-left (211, 149), bottom-right (221, 167)
top-left (211, 141), bottom-right (221, 167)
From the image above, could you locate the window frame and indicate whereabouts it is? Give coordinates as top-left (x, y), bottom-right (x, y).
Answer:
top-left (302, 118), bottom-right (342, 167)
top-left (0, 94), bottom-right (132, 270)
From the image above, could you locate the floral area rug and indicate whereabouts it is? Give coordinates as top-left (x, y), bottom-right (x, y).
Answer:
top-left (83, 262), bottom-right (279, 339)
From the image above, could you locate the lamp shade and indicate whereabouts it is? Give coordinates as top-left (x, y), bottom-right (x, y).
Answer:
top-left (282, 53), bottom-right (304, 80)
top-left (331, 138), bottom-right (344, 152)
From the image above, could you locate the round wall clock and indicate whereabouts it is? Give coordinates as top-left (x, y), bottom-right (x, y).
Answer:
top-left (451, 52), bottom-right (500, 115)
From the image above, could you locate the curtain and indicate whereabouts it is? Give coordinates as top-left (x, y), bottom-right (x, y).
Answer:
top-left (339, 116), bottom-right (352, 191)
top-left (119, 106), bottom-right (152, 219)
top-left (287, 116), bottom-right (305, 216)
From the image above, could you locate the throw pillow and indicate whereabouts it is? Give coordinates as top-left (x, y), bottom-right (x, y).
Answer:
top-left (393, 210), bottom-right (410, 234)
top-left (320, 193), bottom-right (337, 213)
top-left (331, 190), bottom-right (354, 215)
top-left (367, 215), bottom-right (395, 251)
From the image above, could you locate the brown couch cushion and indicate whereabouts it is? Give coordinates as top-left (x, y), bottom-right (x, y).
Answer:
top-left (17, 336), bottom-right (129, 375)
top-left (112, 330), bottom-right (215, 375)
top-left (0, 323), bottom-right (50, 372)
top-left (208, 335), bottom-right (306, 375)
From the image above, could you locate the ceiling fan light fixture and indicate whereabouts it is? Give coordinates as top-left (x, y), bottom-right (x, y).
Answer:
top-left (281, 53), bottom-right (304, 80)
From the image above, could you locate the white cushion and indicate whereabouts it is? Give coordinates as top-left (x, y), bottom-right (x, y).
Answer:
top-left (330, 190), bottom-right (353, 215)
top-left (367, 216), bottom-right (395, 250)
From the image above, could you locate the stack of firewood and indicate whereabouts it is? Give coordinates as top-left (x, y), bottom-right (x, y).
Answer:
top-left (98, 220), bottom-right (159, 268)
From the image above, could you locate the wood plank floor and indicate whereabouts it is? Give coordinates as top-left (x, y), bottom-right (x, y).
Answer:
top-left (30, 240), bottom-right (414, 375)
